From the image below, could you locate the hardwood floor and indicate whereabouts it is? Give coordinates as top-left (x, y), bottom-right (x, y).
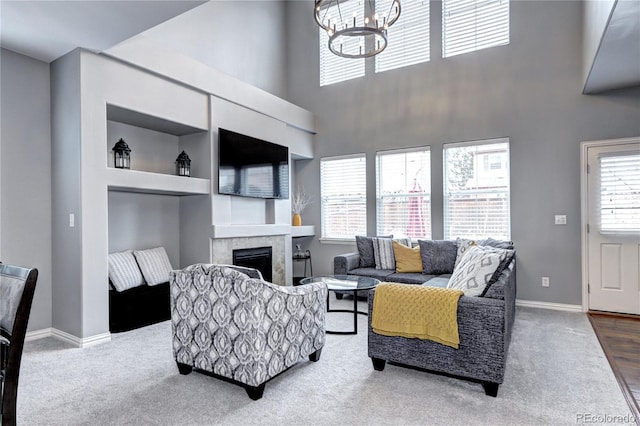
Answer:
top-left (588, 312), bottom-right (640, 422)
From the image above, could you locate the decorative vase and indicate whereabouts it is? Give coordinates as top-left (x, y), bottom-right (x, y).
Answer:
top-left (292, 213), bottom-right (302, 226)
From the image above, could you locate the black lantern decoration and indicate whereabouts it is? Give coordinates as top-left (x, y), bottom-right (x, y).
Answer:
top-left (175, 150), bottom-right (191, 177)
top-left (112, 138), bottom-right (131, 169)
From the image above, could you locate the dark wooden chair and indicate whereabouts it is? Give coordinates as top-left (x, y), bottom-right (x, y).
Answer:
top-left (1, 263), bottom-right (38, 426)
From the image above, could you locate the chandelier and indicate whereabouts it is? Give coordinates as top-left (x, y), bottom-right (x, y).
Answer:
top-left (315, 0), bottom-right (401, 59)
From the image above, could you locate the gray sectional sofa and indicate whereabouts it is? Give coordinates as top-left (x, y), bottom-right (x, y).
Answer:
top-left (333, 251), bottom-right (452, 287)
top-left (333, 238), bottom-right (516, 396)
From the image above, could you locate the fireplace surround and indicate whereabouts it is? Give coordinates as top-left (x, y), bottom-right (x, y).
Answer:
top-left (211, 235), bottom-right (287, 285)
top-left (232, 247), bottom-right (273, 282)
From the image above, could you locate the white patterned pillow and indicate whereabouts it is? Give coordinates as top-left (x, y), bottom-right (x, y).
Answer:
top-left (447, 245), bottom-right (506, 297)
top-left (108, 250), bottom-right (144, 292)
top-left (454, 238), bottom-right (476, 267)
top-left (133, 247), bottom-right (174, 286)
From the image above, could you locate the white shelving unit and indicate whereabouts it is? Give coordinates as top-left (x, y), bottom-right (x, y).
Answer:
top-left (106, 168), bottom-right (210, 196)
top-left (291, 225), bottom-right (315, 238)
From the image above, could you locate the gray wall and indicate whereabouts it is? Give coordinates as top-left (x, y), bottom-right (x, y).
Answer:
top-left (0, 48), bottom-right (52, 331)
top-left (108, 192), bottom-right (180, 269)
top-left (139, 0), bottom-right (288, 98)
top-left (286, 1), bottom-right (640, 305)
top-left (50, 50), bottom-right (83, 337)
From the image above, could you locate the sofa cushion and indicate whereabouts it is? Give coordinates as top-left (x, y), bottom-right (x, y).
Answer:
top-left (418, 240), bottom-right (457, 274)
top-left (422, 276), bottom-right (450, 288)
top-left (348, 267), bottom-right (395, 280)
top-left (387, 272), bottom-right (435, 284)
top-left (108, 250), bottom-right (145, 292)
top-left (393, 240), bottom-right (423, 273)
top-left (134, 247), bottom-right (173, 286)
top-left (447, 245), bottom-right (508, 296)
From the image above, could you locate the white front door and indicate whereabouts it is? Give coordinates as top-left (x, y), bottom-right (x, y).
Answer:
top-left (586, 141), bottom-right (640, 314)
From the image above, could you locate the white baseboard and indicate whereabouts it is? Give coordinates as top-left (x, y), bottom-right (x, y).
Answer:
top-left (516, 299), bottom-right (583, 313)
top-left (25, 327), bottom-right (111, 348)
top-left (25, 328), bottom-right (53, 342)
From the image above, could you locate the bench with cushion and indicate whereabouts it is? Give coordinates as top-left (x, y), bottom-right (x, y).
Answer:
top-left (108, 247), bottom-right (173, 332)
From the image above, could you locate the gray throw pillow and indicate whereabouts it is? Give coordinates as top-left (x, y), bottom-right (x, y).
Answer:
top-left (478, 237), bottom-right (514, 250)
top-left (356, 235), bottom-right (392, 268)
top-left (418, 240), bottom-right (457, 275)
top-left (356, 236), bottom-right (376, 268)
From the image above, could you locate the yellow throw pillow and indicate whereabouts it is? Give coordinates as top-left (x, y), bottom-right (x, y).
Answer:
top-left (393, 240), bottom-right (423, 273)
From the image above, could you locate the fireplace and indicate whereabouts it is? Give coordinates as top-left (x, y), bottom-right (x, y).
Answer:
top-left (232, 247), bottom-right (273, 282)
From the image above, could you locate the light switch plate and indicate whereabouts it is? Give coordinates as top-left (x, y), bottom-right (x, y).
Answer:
top-left (554, 215), bottom-right (567, 225)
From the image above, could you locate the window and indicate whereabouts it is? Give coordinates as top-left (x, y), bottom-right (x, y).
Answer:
top-left (444, 138), bottom-right (510, 240)
top-left (321, 154), bottom-right (367, 239)
top-left (375, 0), bottom-right (430, 73)
top-left (376, 147), bottom-right (431, 238)
top-left (442, 0), bottom-right (510, 58)
top-left (599, 153), bottom-right (640, 233)
top-left (319, 0), bottom-right (365, 86)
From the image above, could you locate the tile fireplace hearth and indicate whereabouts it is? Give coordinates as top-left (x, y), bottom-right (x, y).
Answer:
top-left (211, 235), bottom-right (286, 285)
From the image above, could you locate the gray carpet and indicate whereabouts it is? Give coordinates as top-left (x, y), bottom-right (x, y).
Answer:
top-left (17, 302), bottom-right (635, 425)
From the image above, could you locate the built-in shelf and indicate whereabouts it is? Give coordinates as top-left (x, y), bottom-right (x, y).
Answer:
top-left (106, 104), bottom-right (207, 136)
top-left (106, 168), bottom-right (210, 196)
top-left (212, 224), bottom-right (292, 239)
top-left (291, 226), bottom-right (315, 238)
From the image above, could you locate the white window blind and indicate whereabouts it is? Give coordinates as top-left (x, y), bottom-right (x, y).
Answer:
top-left (375, 0), bottom-right (430, 73)
top-left (376, 147), bottom-right (431, 238)
top-left (319, 0), bottom-right (365, 86)
top-left (444, 138), bottom-right (510, 240)
top-left (442, 0), bottom-right (510, 58)
top-left (599, 153), bottom-right (640, 233)
top-left (321, 154), bottom-right (367, 239)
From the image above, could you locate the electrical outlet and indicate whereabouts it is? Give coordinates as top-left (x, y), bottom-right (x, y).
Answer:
top-left (542, 276), bottom-right (550, 287)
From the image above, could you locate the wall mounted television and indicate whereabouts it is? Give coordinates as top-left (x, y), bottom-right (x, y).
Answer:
top-left (218, 128), bottom-right (289, 199)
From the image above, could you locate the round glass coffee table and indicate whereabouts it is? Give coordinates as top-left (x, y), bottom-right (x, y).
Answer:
top-left (299, 275), bottom-right (381, 335)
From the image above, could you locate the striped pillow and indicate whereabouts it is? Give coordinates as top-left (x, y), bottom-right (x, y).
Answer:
top-left (108, 250), bottom-right (145, 292)
top-left (133, 247), bottom-right (174, 286)
top-left (373, 237), bottom-right (395, 270)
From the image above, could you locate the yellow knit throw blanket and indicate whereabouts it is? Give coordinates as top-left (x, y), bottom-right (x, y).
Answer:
top-left (371, 283), bottom-right (464, 349)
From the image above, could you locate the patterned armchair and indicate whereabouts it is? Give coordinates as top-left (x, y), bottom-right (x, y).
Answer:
top-left (170, 264), bottom-right (327, 400)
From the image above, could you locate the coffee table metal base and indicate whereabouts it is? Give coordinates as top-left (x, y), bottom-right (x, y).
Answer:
top-left (326, 291), bottom-right (368, 335)
top-left (299, 275), bottom-right (380, 335)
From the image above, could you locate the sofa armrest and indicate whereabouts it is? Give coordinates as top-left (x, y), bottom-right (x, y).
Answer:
top-left (334, 252), bottom-right (360, 275)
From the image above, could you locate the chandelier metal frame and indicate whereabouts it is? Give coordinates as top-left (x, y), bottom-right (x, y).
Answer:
top-left (314, 0), bottom-right (401, 59)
